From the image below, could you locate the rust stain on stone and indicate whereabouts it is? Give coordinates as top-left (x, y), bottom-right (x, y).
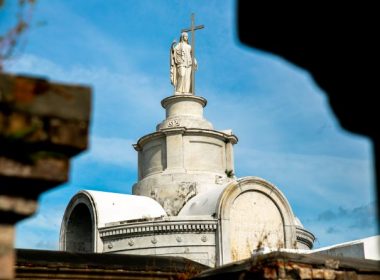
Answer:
top-left (13, 77), bottom-right (50, 104)
top-left (13, 77), bottom-right (37, 103)
top-left (263, 266), bottom-right (277, 279)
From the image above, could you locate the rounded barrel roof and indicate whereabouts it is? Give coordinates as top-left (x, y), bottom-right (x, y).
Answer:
top-left (66, 190), bottom-right (167, 227)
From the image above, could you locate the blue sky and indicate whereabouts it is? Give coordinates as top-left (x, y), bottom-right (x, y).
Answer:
top-left (1, 0), bottom-right (377, 250)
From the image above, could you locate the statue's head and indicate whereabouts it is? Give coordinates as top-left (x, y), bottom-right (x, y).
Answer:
top-left (180, 32), bottom-right (189, 43)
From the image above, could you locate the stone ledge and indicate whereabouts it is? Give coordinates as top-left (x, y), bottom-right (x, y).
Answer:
top-left (161, 95), bottom-right (207, 109)
top-left (296, 226), bottom-right (315, 249)
top-left (193, 251), bottom-right (380, 279)
top-left (135, 128), bottom-right (238, 149)
top-left (100, 219), bottom-right (218, 239)
top-left (0, 73), bottom-right (91, 156)
top-left (15, 249), bottom-right (207, 279)
top-left (0, 74), bottom-right (91, 121)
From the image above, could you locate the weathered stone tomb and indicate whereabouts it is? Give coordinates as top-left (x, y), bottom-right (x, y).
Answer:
top-left (60, 22), bottom-right (314, 267)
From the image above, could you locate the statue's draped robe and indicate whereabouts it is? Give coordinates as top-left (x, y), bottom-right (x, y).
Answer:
top-left (171, 41), bottom-right (193, 93)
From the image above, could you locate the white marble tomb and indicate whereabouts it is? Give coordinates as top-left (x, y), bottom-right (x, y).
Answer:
top-left (60, 28), bottom-right (315, 267)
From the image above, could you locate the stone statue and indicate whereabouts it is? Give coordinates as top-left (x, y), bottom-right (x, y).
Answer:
top-left (170, 14), bottom-right (204, 95)
top-left (170, 32), bottom-right (197, 94)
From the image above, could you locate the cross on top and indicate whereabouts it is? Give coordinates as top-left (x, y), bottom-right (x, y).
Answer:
top-left (181, 13), bottom-right (204, 95)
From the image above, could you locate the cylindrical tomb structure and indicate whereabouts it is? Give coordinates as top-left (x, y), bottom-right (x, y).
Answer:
top-left (133, 95), bottom-right (238, 216)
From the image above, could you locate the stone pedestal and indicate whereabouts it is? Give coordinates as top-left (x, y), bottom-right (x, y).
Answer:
top-left (157, 95), bottom-right (212, 130)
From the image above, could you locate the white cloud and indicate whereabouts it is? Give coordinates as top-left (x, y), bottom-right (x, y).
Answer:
top-left (5, 53), bottom-right (166, 136)
top-left (309, 202), bottom-right (378, 248)
top-left (235, 147), bottom-right (374, 209)
top-left (84, 136), bottom-right (136, 168)
top-left (15, 204), bottom-right (63, 250)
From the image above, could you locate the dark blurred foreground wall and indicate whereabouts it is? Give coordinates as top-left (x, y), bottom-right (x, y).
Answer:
top-left (193, 251), bottom-right (380, 280)
top-left (0, 73), bottom-right (91, 279)
top-left (236, 1), bottom-right (379, 228)
top-left (15, 249), bottom-right (207, 279)
top-left (14, 249), bottom-right (380, 280)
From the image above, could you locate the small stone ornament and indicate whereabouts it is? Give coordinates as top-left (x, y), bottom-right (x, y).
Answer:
top-left (168, 119), bottom-right (180, 127)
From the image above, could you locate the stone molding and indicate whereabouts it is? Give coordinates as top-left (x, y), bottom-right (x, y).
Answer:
top-left (134, 128), bottom-right (238, 150)
top-left (296, 226), bottom-right (315, 249)
top-left (183, 129), bottom-right (238, 144)
top-left (161, 127), bottom-right (187, 136)
top-left (133, 131), bottom-right (163, 151)
top-left (158, 116), bottom-right (213, 130)
top-left (99, 218), bottom-right (218, 240)
top-left (161, 95), bottom-right (207, 109)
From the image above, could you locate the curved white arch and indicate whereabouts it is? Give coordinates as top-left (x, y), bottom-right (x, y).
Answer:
top-left (60, 190), bottom-right (166, 252)
top-left (216, 176), bottom-right (297, 265)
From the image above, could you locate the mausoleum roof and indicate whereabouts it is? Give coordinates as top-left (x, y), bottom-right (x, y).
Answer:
top-left (178, 185), bottom-right (227, 217)
top-left (78, 190), bottom-right (167, 227)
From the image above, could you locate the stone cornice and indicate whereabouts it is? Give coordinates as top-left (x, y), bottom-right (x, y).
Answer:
top-left (185, 128), bottom-right (238, 144)
top-left (161, 127), bottom-right (187, 135)
top-left (296, 226), bottom-right (315, 249)
top-left (99, 219), bottom-right (218, 240)
top-left (161, 95), bottom-right (207, 109)
top-left (134, 128), bottom-right (238, 149)
top-left (133, 131), bottom-right (164, 151)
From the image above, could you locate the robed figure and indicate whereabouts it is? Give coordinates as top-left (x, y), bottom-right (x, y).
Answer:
top-left (170, 32), bottom-right (197, 94)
